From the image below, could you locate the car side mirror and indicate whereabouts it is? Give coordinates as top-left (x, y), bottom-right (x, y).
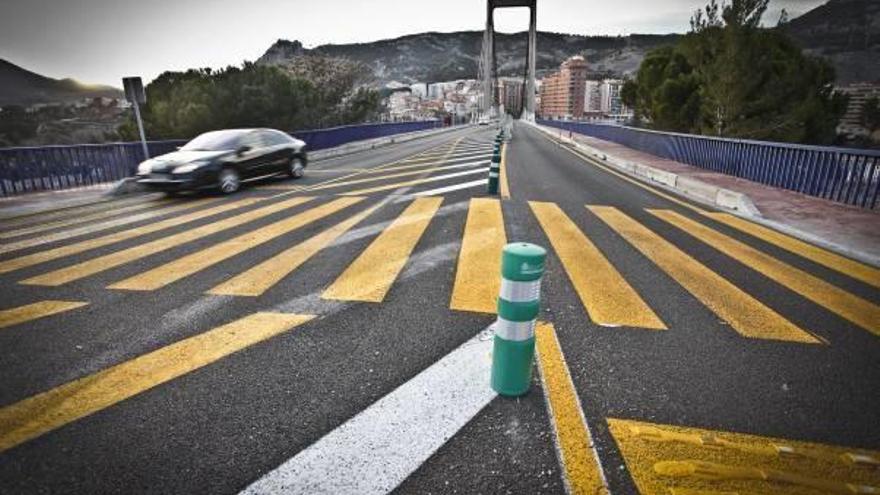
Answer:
top-left (236, 145), bottom-right (251, 156)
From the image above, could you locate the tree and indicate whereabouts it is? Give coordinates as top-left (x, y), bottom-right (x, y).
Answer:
top-left (624, 0), bottom-right (846, 145)
top-left (863, 97), bottom-right (880, 135)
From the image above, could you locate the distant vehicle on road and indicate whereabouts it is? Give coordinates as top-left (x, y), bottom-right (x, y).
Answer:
top-left (136, 129), bottom-right (307, 194)
top-left (478, 116), bottom-right (491, 126)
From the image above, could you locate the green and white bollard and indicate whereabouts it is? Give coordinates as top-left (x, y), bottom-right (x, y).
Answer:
top-left (491, 242), bottom-right (547, 396)
top-left (487, 148), bottom-right (501, 195)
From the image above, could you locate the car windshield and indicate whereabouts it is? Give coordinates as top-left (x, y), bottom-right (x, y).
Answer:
top-left (180, 131), bottom-right (246, 151)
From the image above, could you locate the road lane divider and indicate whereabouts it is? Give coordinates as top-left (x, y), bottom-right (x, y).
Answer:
top-left (0, 300), bottom-right (89, 330)
top-left (703, 211), bottom-right (880, 289)
top-left (589, 206), bottom-right (821, 344)
top-left (323, 197), bottom-right (442, 302)
top-left (209, 202), bottom-right (384, 297)
top-left (487, 140), bottom-right (501, 195)
top-left (535, 322), bottom-right (610, 495)
top-left (500, 140), bottom-right (510, 199)
top-left (240, 326), bottom-right (496, 495)
top-left (650, 209), bottom-right (880, 337)
top-left (20, 197), bottom-right (313, 286)
top-left (109, 197), bottom-right (365, 291)
top-left (491, 242), bottom-right (546, 397)
top-left (0, 312), bottom-right (315, 453)
top-left (450, 198), bottom-right (507, 313)
top-left (531, 202), bottom-right (665, 330)
top-left (339, 168), bottom-right (489, 196)
top-left (0, 198), bottom-right (221, 255)
top-left (0, 197), bottom-right (263, 275)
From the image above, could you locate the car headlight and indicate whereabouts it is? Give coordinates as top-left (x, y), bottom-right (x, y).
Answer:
top-left (137, 161), bottom-right (152, 175)
top-left (172, 162), bottom-right (207, 174)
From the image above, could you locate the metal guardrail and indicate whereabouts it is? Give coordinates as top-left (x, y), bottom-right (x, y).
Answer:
top-left (0, 120), bottom-right (442, 197)
top-left (539, 119), bottom-right (880, 209)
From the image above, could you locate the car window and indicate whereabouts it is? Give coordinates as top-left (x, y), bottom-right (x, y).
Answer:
top-left (180, 130), bottom-right (247, 151)
top-left (262, 131), bottom-right (293, 146)
top-left (239, 132), bottom-right (265, 150)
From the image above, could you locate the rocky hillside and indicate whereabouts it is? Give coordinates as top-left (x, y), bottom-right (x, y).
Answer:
top-left (783, 0), bottom-right (880, 84)
top-left (0, 59), bottom-right (122, 107)
top-left (259, 32), bottom-right (677, 85)
top-left (259, 0), bottom-right (878, 86)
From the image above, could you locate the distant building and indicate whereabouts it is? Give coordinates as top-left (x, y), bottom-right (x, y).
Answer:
top-left (496, 78), bottom-right (524, 116)
top-left (538, 56), bottom-right (588, 119)
top-left (583, 79), bottom-right (632, 120)
top-left (584, 80), bottom-right (603, 113)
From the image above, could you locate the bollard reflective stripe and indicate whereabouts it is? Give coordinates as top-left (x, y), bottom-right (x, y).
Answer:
top-left (491, 242), bottom-right (547, 397)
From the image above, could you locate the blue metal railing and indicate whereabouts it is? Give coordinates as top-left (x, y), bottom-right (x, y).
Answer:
top-left (0, 120), bottom-right (443, 197)
top-left (539, 119), bottom-right (880, 209)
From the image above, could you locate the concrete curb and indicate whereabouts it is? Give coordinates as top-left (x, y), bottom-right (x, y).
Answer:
top-left (528, 121), bottom-right (880, 268)
top-left (529, 122), bottom-right (761, 216)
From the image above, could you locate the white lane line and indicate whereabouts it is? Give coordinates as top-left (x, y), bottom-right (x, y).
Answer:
top-left (241, 331), bottom-right (497, 495)
top-left (412, 179), bottom-right (487, 197)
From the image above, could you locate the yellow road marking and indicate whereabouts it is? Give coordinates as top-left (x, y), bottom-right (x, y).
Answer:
top-left (535, 322), bottom-right (610, 495)
top-left (704, 212), bottom-right (880, 289)
top-left (0, 312), bottom-right (314, 453)
top-left (449, 198), bottom-right (506, 313)
top-left (499, 143), bottom-right (510, 199)
top-left (323, 197), bottom-right (442, 302)
top-left (21, 197), bottom-right (312, 286)
top-left (340, 168), bottom-right (488, 196)
top-left (0, 199), bottom-right (177, 240)
top-left (0, 197), bottom-right (260, 275)
top-left (0, 300), bottom-right (89, 330)
top-left (544, 132), bottom-right (877, 292)
top-left (209, 203), bottom-right (383, 297)
top-left (304, 160), bottom-right (484, 192)
top-left (651, 209), bottom-right (880, 337)
top-left (0, 195), bottom-right (164, 229)
top-left (110, 197), bottom-right (364, 291)
top-left (590, 206), bottom-right (820, 343)
top-left (607, 418), bottom-right (880, 495)
top-left (531, 202), bottom-right (665, 330)
top-left (0, 199), bottom-right (220, 255)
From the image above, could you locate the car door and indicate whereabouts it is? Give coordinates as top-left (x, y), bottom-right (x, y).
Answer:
top-left (234, 131), bottom-right (270, 179)
top-left (259, 130), bottom-right (294, 174)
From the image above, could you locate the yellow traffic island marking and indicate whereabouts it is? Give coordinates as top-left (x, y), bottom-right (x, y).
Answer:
top-left (535, 322), bottom-right (610, 495)
top-left (0, 300), bottom-right (89, 330)
top-left (608, 418), bottom-right (880, 495)
top-left (500, 142), bottom-right (511, 199)
top-left (449, 198), bottom-right (507, 313)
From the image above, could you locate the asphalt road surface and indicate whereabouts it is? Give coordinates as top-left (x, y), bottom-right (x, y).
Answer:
top-left (1, 122), bottom-right (878, 494)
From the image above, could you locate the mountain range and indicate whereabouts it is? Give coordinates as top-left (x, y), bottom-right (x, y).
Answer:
top-left (258, 0), bottom-right (878, 86)
top-left (0, 59), bottom-right (122, 107)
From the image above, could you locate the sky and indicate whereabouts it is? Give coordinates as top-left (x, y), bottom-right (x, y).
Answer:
top-left (0, 0), bottom-right (827, 87)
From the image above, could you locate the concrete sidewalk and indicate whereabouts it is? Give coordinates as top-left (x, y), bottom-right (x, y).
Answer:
top-left (539, 125), bottom-right (880, 265)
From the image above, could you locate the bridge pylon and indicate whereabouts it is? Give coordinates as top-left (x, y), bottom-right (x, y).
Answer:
top-left (481, 0), bottom-right (537, 122)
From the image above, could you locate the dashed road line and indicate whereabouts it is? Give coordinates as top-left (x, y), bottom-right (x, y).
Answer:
top-left (590, 206), bottom-right (821, 344)
top-left (0, 300), bottom-right (89, 330)
top-left (0, 312), bottom-right (315, 453)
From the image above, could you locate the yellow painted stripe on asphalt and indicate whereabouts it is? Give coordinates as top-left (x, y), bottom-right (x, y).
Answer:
top-left (607, 418), bottom-right (880, 495)
top-left (531, 202), bottom-right (665, 330)
top-left (306, 161), bottom-right (485, 192)
top-left (590, 206), bottom-right (820, 343)
top-left (0, 199), bottom-right (177, 240)
top-left (340, 168), bottom-right (488, 196)
top-left (499, 143), bottom-right (510, 199)
top-left (704, 212), bottom-right (880, 289)
top-left (0, 194), bottom-right (163, 229)
top-left (323, 197), bottom-right (442, 302)
top-left (651, 209), bottom-right (880, 337)
top-left (109, 197), bottom-right (364, 291)
top-left (0, 312), bottom-right (314, 453)
top-left (535, 322), bottom-right (610, 495)
top-left (21, 197), bottom-right (312, 286)
top-left (449, 198), bottom-right (506, 313)
top-left (0, 300), bottom-right (89, 330)
top-left (209, 202), bottom-right (383, 297)
top-left (0, 199), bottom-right (220, 255)
top-left (0, 197), bottom-right (260, 276)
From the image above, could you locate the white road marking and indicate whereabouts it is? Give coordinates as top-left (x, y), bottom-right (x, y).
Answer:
top-left (240, 330), bottom-right (497, 495)
top-left (412, 178), bottom-right (487, 197)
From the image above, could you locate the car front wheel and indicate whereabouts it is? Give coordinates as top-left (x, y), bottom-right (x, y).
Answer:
top-left (218, 167), bottom-right (241, 194)
top-left (287, 157), bottom-right (305, 179)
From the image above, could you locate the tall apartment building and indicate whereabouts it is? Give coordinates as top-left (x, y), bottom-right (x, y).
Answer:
top-left (584, 79), bottom-right (631, 117)
top-left (537, 56), bottom-right (588, 119)
top-left (497, 78), bottom-right (524, 116)
top-left (584, 80), bottom-right (603, 113)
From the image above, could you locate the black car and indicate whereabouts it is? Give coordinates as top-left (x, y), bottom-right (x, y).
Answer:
top-left (136, 128), bottom-right (308, 194)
